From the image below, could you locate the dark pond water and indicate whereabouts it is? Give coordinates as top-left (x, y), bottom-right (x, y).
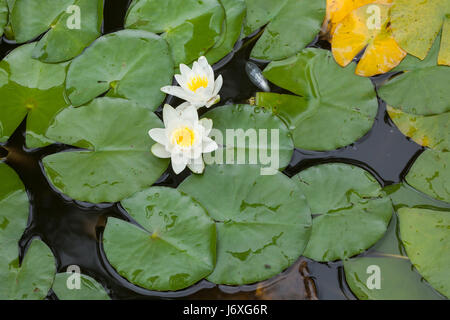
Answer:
top-left (0, 0), bottom-right (427, 300)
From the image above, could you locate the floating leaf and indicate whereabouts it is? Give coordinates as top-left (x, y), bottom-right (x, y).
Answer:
top-left (0, 0), bottom-right (7, 37)
top-left (385, 183), bottom-right (450, 211)
top-left (0, 239), bottom-right (56, 300)
top-left (387, 107), bottom-right (449, 151)
top-left (322, 0), bottom-right (392, 39)
top-left (439, 18), bottom-right (450, 65)
top-left (405, 149), bottom-right (450, 203)
top-left (398, 207), bottom-right (450, 298)
top-left (0, 43), bottom-right (70, 148)
top-left (0, 163), bottom-right (29, 263)
top-left (202, 105), bottom-right (294, 173)
top-left (103, 187), bottom-right (216, 291)
top-left (10, 0), bottom-right (102, 63)
top-left (293, 163), bottom-right (393, 262)
top-left (242, 0), bottom-right (287, 36)
top-left (43, 97), bottom-right (169, 203)
top-left (257, 48), bottom-right (378, 151)
top-left (250, 0), bottom-right (326, 61)
top-left (379, 66), bottom-right (450, 116)
top-left (205, 0), bottom-right (246, 64)
top-left (32, 0), bottom-right (103, 63)
top-left (125, 0), bottom-right (224, 66)
top-left (390, 0), bottom-right (450, 63)
top-left (65, 29), bottom-right (174, 110)
top-left (179, 164), bottom-right (312, 285)
top-left (332, 3), bottom-right (406, 76)
top-left (344, 256), bottom-right (443, 300)
top-left (52, 273), bottom-right (110, 300)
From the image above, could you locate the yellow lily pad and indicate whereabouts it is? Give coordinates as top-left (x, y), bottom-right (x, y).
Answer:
top-left (387, 106), bottom-right (449, 151)
top-left (322, 0), bottom-right (392, 39)
top-left (332, 3), bottom-right (406, 76)
top-left (390, 0), bottom-right (450, 62)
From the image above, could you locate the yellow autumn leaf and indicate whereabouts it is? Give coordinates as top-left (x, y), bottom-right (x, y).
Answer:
top-left (438, 17), bottom-right (450, 66)
top-left (332, 3), bottom-right (406, 77)
top-left (322, 0), bottom-right (392, 39)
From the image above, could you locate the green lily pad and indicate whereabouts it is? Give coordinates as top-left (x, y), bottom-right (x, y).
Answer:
top-left (0, 0), bottom-right (7, 37)
top-left (32, 0), bottom-right (103, 63)
top-left (384, 183), bottom-right (450, 211)
top-left (0, 43), bottom-right (70, 148)
top-left (52, 273), bottom-right (110, 300)
top-left (293, 163), bottom-right (393, 262)
top-left (398, 207), bottom-right (450, 298)
top-left (10, 0), bottom-right (102, 62)
top-left (251, 0), bottom-right (325, 61)
top-left (103, 187), bottom-right (216, 291)
top-left (390, 0), bottom-right (449, 61)
top-left (179, 164), bottom-right (312, 285)
top-left (387, 107), bottom-right (449, 151)
top-left (0, 239), bottom-right (56, 300)
top-left (0, 163), bottom-right (29, 263)
top-left (125, 0), bottom-right (224, 66)
top-left (439, 18), bottom-right (450, 65)
top-left (405, 149), bottom-right (450, 203)
top-left (344, 256), bottom-right (443, 300)
top-left (242, 0), bottom-right (288, 36)
top-left (42, 97), bottom-right (169, 203)
top-left (205, 0), bottom-right (246, 64)
top-left (202, 105), bottom-right (294, 173)
top-left (65, 29), bottom-right (174, 110)
top-left (379, 67), bottom-right (450, 116)
top-left (257, 48), bottom-right (378, 151)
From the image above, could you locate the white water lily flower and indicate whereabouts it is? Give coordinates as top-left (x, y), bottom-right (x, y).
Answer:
top-left (148, 104), bottom-right (218, 174)
top-left (161, 56), bottom-right (223, 109)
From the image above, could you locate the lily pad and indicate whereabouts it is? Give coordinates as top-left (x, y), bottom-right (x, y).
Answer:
top-left (65, 29), bottom-right (174, 110)
top-left (242, 0), bottom-right (287, 36)
top-left (125, 0), bottom-right (224, 66)
top-left (344, 256), bottom-right (443, 300)
top-left (332, 3), bottom-right (406, 77)
top-left (205, 0), bottom-right (246, 65)
top-left (250, 0), bottom-right (326, 61)
top-left (103, 187), bottom-right (216, 291)
top-left (42, 97), bottom-right (169, 203)
top-left (387, 107), bottom-right (449, 151)
top-left (439, 18), bottom-right (450, 65)
top-left (0, 238), bottom-right (56, 300)
top-left (405, 149), bottom-right (450, 203)
top-left (257, 48), bottom-right (378, 151)
top-left (293, 163), bottom-right (393, 262)
top-left (0, 163), bottom-right (29, 263)
top-left (32, 0), bottom-right (103, 63)
top-left (0, 43), bottom-right (70, 148)
top-left (398, 207), bottom-right (450, 298)
top-left (202, 105), bottom-right (294, 173)
top-left (10, 0), bottom-right (102, 62)
top-left (179, 164), bottom-right (312, 285)
top-left (52, 273), bottom-right (110, 300)
top-left (322, 0), bottom-right (392, 39)
top-left (0, 0), bottom-right (7, 37)
top-left (379, 65), bottom-right (450, 116)
top-left (390, 0), bottom-right (450, 62)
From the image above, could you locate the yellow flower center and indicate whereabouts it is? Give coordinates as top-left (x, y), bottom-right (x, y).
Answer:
top-left (187, 75), bottom-right (208, 92)
top-left (172, 127), bottom-right (195, 147)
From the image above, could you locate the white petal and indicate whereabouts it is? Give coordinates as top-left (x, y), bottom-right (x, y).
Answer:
top-left (148, 128), bottom-right (167, 145)
top-left (162, 104), bottom-right (179, 127)
top-left (199, 118), bottom-right (213, 135)
top-left (188, 157), bottom-right (205, 174)
top-left (179, 64), bottom-right (192, 77)
top-left (180, 104), bottom-right (199, 123)
top-left (176, 102), bottom-right (192, 114)
top-left (171, 152), bottom-right (188, 174)
top-left (199, 56), bottom-right (214, 81)
top-left (151, 143), bottom-right (171, 158)
top-left (175, 74), bottom-right (188, 90)
top-left (202, 136), bottom-right (218, 153)
top-left (213, 75), bottom-right (223, 96)
top-left (161, 86), bottom-right (196, 103)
